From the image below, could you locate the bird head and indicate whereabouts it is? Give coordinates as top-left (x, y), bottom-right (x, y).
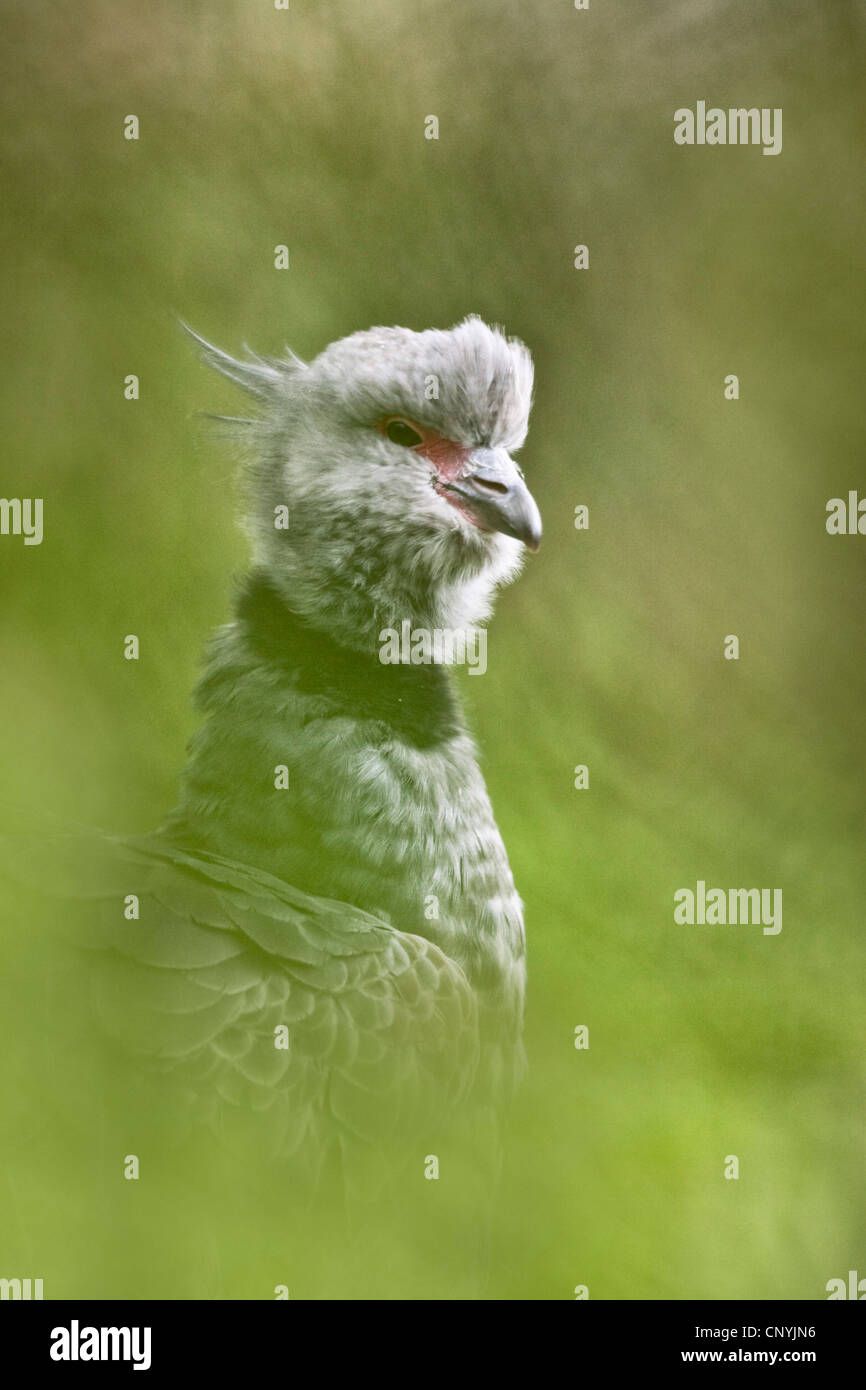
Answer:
top-left (188, 316), bottom-right (540, 652)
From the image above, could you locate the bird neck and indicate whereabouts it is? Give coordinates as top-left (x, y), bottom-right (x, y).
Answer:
top-left (231, 569), bottom-right (464, 750)
top-left (163, 566), bottom-right (470, 902)
top-left (249, 500), bottom-right (510, 659)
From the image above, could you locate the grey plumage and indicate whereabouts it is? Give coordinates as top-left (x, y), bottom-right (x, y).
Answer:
top-left (15, 317), bottom-right (541, 1189)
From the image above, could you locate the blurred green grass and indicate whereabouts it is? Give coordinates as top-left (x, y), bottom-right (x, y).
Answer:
top-left (1, 0), bottom-right (864, 1298)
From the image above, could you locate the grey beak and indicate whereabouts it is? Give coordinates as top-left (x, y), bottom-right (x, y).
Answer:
top-left (446, 447), bottom-right (542, 551)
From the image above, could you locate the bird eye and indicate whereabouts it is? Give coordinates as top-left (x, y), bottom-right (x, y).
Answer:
top-left (384, 418), bottom-right (423, 448)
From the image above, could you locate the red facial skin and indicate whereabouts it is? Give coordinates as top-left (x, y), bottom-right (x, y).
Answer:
top-left (377, 417), bottom-right (490, 533)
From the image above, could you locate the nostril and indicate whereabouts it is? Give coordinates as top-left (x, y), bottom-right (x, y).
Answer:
top-left (470, 476), bottom-right (509, 495)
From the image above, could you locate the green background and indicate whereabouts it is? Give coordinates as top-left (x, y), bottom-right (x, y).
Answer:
top-left (1, 0), bottom-right (864, 1298)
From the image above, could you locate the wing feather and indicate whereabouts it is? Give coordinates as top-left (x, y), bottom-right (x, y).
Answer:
top-left (1, 825), bottom-right (481, 1182)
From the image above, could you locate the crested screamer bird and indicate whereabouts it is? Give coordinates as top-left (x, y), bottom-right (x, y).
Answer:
top-left (9, 316), bottom-right (542, 1199)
